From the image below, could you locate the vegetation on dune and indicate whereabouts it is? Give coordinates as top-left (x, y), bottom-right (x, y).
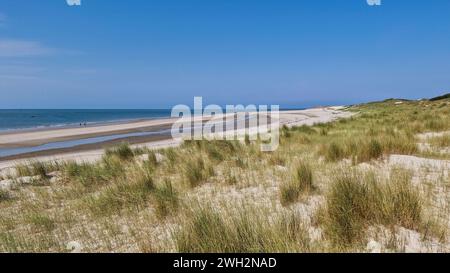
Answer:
top-left (0, 98), bottom-right (449, 252)
top-left (105, 142), bottom-right (135, 161)
top-left (320, 169), bottom-right (423, 248)
top-left (174, 204), bottom-right (311, 253)
top-left (280, 161), bottom-right (315, 206)
top-left (429, 134), bottom-right (450, 148)
top-left (429, 93), bottom-right (450, 101)
top-left (0, 189), bottom-right (11, 202)
top-left (15, 161), bottom-right (59, 179)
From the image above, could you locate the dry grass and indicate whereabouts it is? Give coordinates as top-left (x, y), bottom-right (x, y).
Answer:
top-left (320, 169), bottom-right (423, 248)
top-left (174, 203), bottom-right (312, 253)
top-left (429, 134), bottom-right (450, 148)
top-left (280, 161), bottom-right (315, 206)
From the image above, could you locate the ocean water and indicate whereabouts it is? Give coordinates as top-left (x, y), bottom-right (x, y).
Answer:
top-left (0, 109), bottom-right (172, 131)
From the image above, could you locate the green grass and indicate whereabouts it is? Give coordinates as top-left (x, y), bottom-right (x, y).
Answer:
top-left (146, 151), bottom-right (160, 168)
top-left (0, 189), bottom-right (11, 202)
top-left (174, 204), bottom-right (311, 253)
top-left (184, 157), bottom-right (214, 188)
top-left (429, 134), bottom-right (450, 148)
top-left (321, 169), bottom-right (423, 248)
top-left (15, 161), bottom-right (57, 179)
top-left (63, 161), bottom-right (108, 188)
top-left (321, 136), bottom-right (417, 163)
top-left (153, 180), bottom-right (179, 218)
top-left (105, 142), bottom-right (135, 161)
top-left (323, 142), bottom-right (345, 162)
top-left (280, 161), bottom-right (315, 206)
top-left (27, 213), bottom-right (56, 232)
top-left (86, 175), bottom-right (154, 217)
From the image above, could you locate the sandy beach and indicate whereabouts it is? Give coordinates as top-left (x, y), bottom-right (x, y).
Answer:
top-left (0, 107), bottom-right (351, 174)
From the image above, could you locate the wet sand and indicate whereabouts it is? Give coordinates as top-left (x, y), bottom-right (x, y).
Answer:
top-left (0, 118), bottom-right (178, 148)
top-left (0, 107), bottom-right (352, 173)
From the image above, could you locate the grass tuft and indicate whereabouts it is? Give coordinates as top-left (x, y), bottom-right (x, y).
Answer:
top-left (321, 169), bottom-right (423, 247)
top-left (174, 204), bottom-right (311, 253)
top-left (184, 157), bottom-right (214, 188)
top-left (105, 142), bottom-right (135, 161)
top-left (153, 180), bottom-right (179, 218)
top-left (280, 162), bottom-right (315, 206)
top-left (429, 134), bottom-right (450, 148)
top-left (0, 189), bottom-right (11, 202)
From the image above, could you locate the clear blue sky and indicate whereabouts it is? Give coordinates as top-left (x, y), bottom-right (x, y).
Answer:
top-left (0, 0), bottom-right (449, 109)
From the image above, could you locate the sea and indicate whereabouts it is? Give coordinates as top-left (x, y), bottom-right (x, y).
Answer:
top-left (0, 109), bottom-right (173, 132)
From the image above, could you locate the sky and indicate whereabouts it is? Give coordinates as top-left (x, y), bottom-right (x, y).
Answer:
top-left (0, 0), bottom-right (449, 109)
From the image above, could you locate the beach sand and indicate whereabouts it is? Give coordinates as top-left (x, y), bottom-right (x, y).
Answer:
top-left (0, 107), bottom-right (352, 175)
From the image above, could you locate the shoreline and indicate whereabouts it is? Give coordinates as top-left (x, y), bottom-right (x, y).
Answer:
top-left (0, 107), bottom-right (352, 173)
top-left (0, 116), bottom-right (171, 135)
top-left (0, 117), bottom-right (178, 148)
top-left (0, 107), bottom-right (308, 135)
top-left (0, 134), bottom-right (173, 162)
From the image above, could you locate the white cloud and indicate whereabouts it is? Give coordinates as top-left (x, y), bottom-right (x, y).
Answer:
top-left (0, 39), bottom-right (55, 57)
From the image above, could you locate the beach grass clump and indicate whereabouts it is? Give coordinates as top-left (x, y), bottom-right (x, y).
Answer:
top-left (14, 164), bottom-right (32, 178)
top-left (295, 161), bottom-right (314, 192)
top-left (0, 189), bottom-right (11, 202)
top-left (163, 148), bottom-right (178, 167)
top-left (31, 161), bottom-right (51, 180)
top-left (184, 157), bottom-right (214, 188)
top-left (321, 135), bottom-right (417, 164)
top-left (356, 139), bottom-right (383, 163)
top-left (185, 140), bottom-right (242, 162)
top-left (429, 134), bottom-right (450, 148)
top-left (146, 151), bottom-right (160, 168)
top-left (86, 173), bottom-right (154, 217)
top-left (224, 169), bottom-right (238, 185)
top-left (425, 118), bottom-right (446, 132)
top-left (268, 153), bottom-right (286, 166)
top-left (233, 157), bottom-right (248, 169)
top-left (280, 181), bottom-right (300, 206)
top-left (15, 161), bottom-right (56, 179)
top-left (280, 162), bottom-right (315, 206)
top-left (101, 154), bottom-right (127, 179)
top-left (321, 169), bottom-right (423, 247)
top-left (384, 137), bottom-right (418, 155)
top-left (62, 161), bottom-right (109, 187)
top-left (291, 125), bottom-right (317, 135)
top-left (105, 142), bottom-right (135, 161)
top-left (281, 125), bottom-right (292, 138)
top-left (322, 171), bottom-right (373, 246)
top-left (27, 212), bottom-right (56, 232)
top-left (174, 204), bottom-right (311, 253)
top-left (134, 165), bottom-right (155, 190)
top-left (387, 169), bottom-right (423, 229)
top-left (323, 142), bottom-right (346, 162)
top-left (153, 180), bottom-right (179, 218)
top-left (204, 144), bottom-right (224, 162)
